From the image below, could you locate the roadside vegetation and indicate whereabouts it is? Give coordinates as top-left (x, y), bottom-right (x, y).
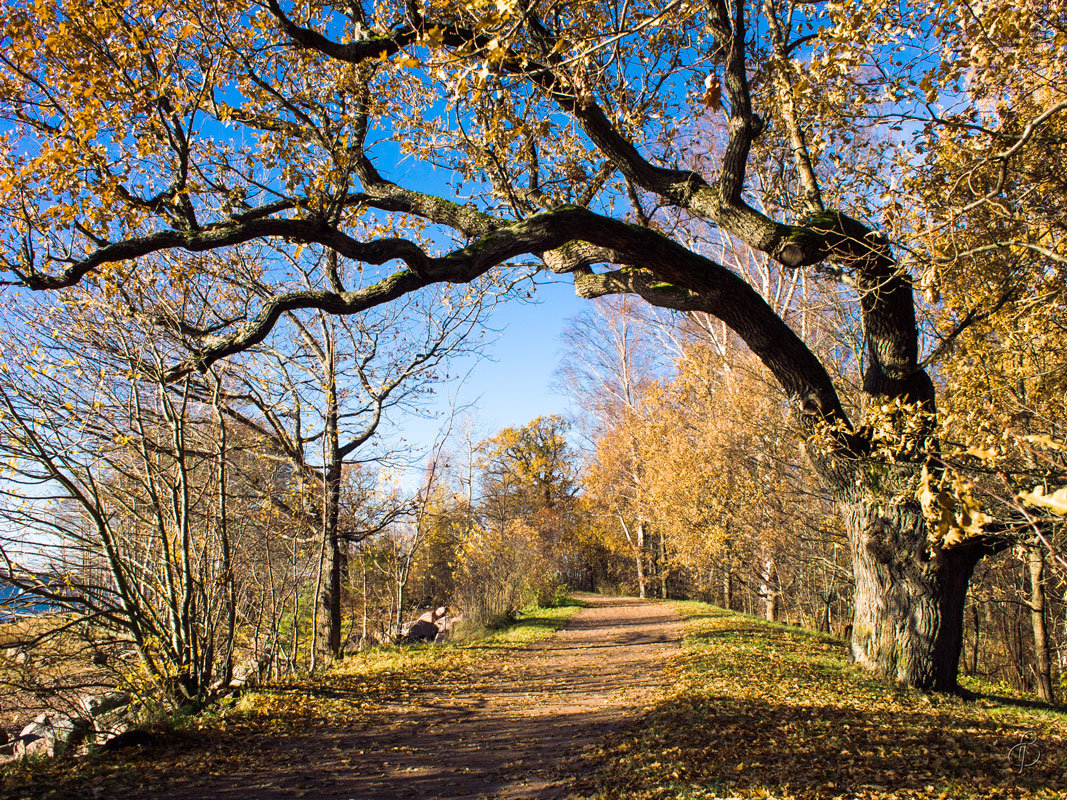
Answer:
top-left (0, 1), bottom-right (1065, 795)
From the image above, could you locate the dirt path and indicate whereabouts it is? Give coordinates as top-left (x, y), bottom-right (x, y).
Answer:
top-left (150, 595), bottom-right (682, 800)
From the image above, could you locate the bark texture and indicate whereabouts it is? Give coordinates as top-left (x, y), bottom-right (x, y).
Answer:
top-left (1027, 543), bottom-right (1055, 702)
top-left (635, 521), bottom-right (648, 600)
top-left (845, 499), bottom-right (980, 691)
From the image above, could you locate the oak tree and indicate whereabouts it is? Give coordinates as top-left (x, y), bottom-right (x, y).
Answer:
top-left (2, 0), bottom-right (1064, 689)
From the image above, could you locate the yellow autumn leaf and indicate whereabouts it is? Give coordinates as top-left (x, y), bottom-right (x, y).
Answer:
top-left (1023, 434), bottom-right (1067, 452)
top-left (1018, 485), bottom-right (1067, 516)
top-left (965, 445), bottom-right (997, 460)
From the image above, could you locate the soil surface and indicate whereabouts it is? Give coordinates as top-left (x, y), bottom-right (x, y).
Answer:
top-left (148, 595), bottom-right (681, 800)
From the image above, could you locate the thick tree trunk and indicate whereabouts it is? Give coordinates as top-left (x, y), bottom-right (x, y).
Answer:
top-left (1027, 542), bottom-right (1055, 703)
top-left (845, 499), bottom-right (979, 692)
top-left (722, 568), bottom-right (734, 611)
top-left (765, 591), bottom-right (779, 623)
top-left (320, 461), bottom-right (343, 659)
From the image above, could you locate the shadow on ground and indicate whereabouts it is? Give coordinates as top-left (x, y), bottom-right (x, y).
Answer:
top-left (568, 610), bottom-right (1067, 799)
top-left (1, 595), bottom-right (681, 800)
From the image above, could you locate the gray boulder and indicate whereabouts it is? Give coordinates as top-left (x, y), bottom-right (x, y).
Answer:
top-left (79, 691), bottom-right (130, 719)
top-left (404, 607), bottom-right (448, 642)
top-left (230, 660), bottom-right (257, 687)
top-left (92, 710), bottom-right (134, 745)
top-left (78, 693), bottom-right (137, 746)
top-left (15, 712), bottom-right (91, 758)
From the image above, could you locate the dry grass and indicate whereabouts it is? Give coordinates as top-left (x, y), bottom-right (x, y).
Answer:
top-left (0, 616), bottom-right (118, 732)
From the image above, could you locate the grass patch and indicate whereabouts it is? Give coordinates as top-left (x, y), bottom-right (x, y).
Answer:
top-left (233, 599), bottom-right (583, 718)
top-left (569, 601), bottom-right (1067, 800)
top-left (478, 597), bottom-right (586, 648)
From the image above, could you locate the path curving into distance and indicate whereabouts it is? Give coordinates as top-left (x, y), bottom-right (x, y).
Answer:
top-left (110, 595), bottom-right (683, 800)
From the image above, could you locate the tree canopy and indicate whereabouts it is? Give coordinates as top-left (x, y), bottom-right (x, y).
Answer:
top-left (1, 0), bottom-right (1065, 691)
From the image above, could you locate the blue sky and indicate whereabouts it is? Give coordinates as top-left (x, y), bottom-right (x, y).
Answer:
top-left (385, 275), bottom-right (589, 467)
top-left (460, 277), bottom-right (586, 429)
